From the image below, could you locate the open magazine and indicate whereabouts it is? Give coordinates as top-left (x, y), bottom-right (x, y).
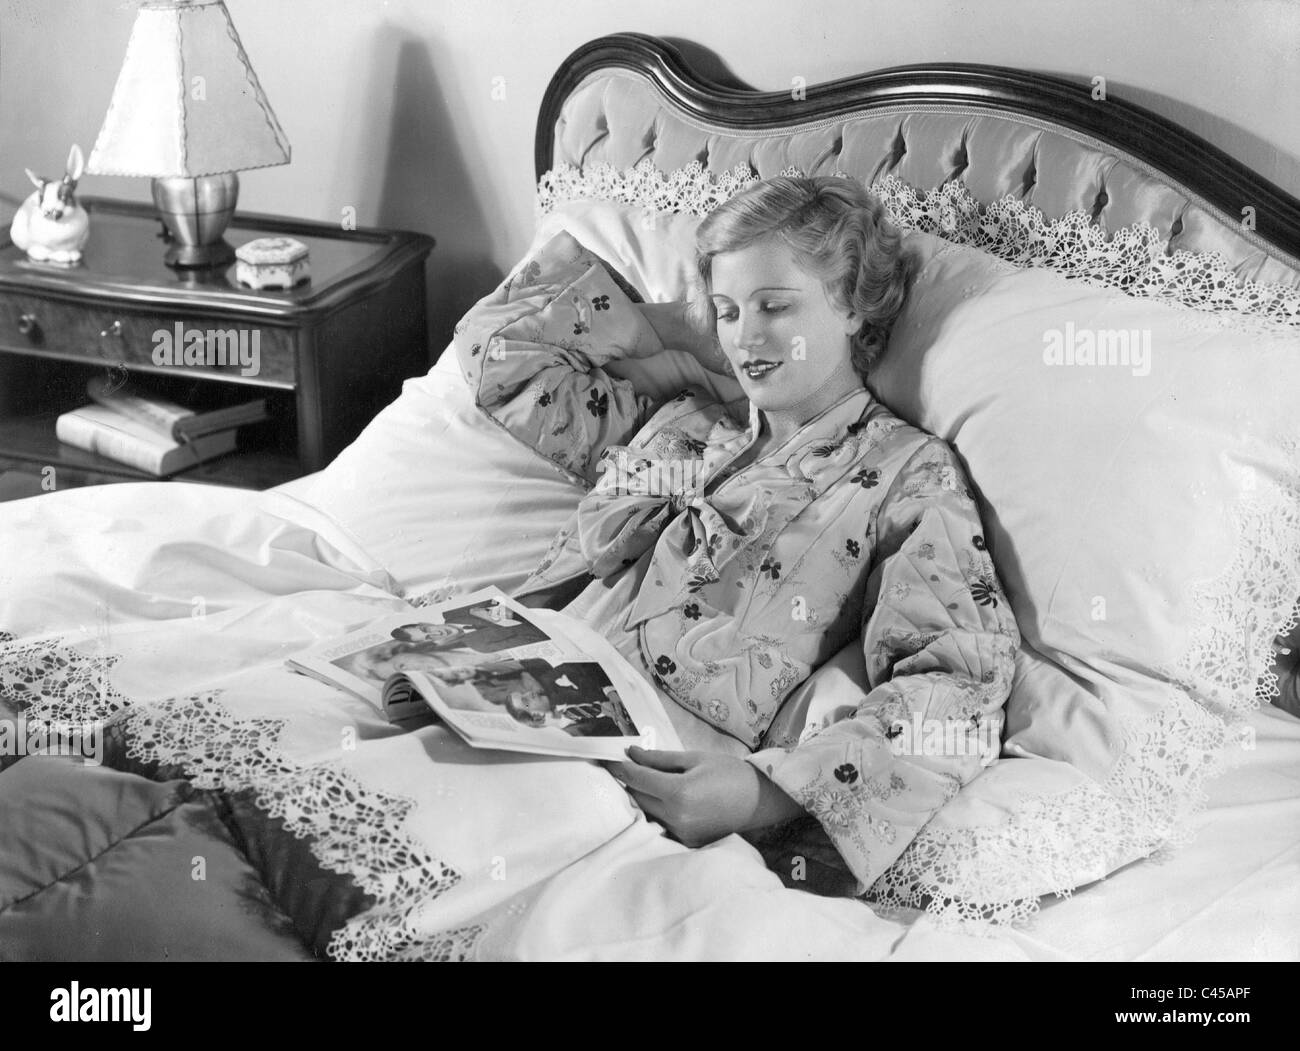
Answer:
top-left (287, 587), bottom-right (682, 760)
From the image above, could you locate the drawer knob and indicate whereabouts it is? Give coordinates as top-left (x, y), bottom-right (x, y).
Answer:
top-left (17, 312), bottom-right (39, 338)
top-left (99, 319), bottom-right (124, 340)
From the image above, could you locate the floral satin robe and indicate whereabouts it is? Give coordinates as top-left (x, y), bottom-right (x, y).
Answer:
top-left (453, 231), bottom-right (1020, 893)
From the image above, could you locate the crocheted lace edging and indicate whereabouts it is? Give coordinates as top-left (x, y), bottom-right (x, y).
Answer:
top-left (0, 631), bottom-right (483, 962)
top-left (538, 160), bottom-right (1300, 329)
top-left (872, 465), bottom-right (1300, 927)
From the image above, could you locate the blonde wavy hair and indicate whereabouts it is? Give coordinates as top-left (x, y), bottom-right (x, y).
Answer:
top-left (691, 176), bottom-right (915, 377)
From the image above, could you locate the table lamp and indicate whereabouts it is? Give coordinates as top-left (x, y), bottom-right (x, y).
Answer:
top-left (86, 0), bottom-right (291, 269)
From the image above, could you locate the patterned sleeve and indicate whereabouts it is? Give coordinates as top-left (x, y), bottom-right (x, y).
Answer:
top-left (746, 438), bottom-right (1020, 893)
top-left (454, 230), bottom-right (663, 485)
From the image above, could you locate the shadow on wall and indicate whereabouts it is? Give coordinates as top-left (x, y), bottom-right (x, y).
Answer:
top-left (359, 28), bottom-right (504, 368)
top-left (1112, 80), bottom-right (1300, 200)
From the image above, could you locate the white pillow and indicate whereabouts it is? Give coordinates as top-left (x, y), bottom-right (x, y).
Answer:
top-left (861, 230), bottom-right (1300, 917)
top-left (282, 349), bottom-right (585, 600)
top-left (527, 197), bottom-right (700, 302)
top-left (875, 233), bottom-right (1300, 716)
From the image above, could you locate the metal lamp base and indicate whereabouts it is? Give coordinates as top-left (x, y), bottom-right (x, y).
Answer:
top-left (161, 239), bottom-right (236, 268)
top-left (152, 172), bottom-right (239, 270)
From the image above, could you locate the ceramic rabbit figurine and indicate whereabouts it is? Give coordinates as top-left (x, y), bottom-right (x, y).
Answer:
top-left (10, 145), bottom-right (90, 265)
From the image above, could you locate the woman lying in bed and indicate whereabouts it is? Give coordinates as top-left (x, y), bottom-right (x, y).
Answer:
top-left (453, 176), bottom-right (1019, 894)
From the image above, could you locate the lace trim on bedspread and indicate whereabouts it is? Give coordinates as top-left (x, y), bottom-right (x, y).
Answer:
top-left (0, 630), bottom-right (482, 962)
top-left (538, 161), bottom-right (1300, 328)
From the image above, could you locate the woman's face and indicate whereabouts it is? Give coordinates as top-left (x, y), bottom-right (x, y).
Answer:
top-left (709, 237), bottom-right (862, 421)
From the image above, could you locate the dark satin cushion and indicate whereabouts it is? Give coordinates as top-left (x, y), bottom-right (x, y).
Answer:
top-left (1271, 621), bottom-right (1300, 719)
top-left (220, 788), bottom-right (377, 959)
top-left (0, 757), bottom-right (315, 961)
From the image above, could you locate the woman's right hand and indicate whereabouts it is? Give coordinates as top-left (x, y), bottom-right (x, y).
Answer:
top-left (636, 302), bottom-right (734, 377)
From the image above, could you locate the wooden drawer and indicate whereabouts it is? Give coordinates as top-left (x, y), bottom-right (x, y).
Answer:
top-left (0, 290), bottom-right (297, 387)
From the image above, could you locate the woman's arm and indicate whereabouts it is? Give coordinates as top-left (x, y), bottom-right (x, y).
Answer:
top-left (453, 231), bottom-right (667, 485)
top-left (744, 439), bottom-right (1020, 892)
top-left (635, 301), bottom-right (735, 379)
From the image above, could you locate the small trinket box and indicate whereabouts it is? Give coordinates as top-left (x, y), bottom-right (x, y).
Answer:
top-left (235, 236), bottom-right (311, 289)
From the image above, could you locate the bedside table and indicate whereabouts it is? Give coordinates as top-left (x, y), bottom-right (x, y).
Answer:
top-left (0, 197), bottom-right (434, 498)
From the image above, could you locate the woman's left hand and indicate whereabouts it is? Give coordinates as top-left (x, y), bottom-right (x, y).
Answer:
top-left (607, 746), bottom-right (804, 847)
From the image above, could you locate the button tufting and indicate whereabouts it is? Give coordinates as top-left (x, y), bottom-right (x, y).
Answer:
top-left (1022, 154), bottom-right (1038, 196)
top-left (889, 124), bottom-right (907, 167)
top-left (813, 135), bottom-right (844, 174)
top-left (1168, 212), bottom-right (1185, 252)
top-left (541, 77), bottom-right (1286, 292)
top-left (950, 138), bottom-right (969, 181)
top-left (1091, 185), bottom-right (1109, 220)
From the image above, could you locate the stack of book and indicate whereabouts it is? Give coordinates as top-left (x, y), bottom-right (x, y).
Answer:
top-left (55, 376), bottom-right (268, 477)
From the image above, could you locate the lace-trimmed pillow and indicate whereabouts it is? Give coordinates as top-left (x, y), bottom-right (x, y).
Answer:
top-left (536, 161), bottom-right (1300, 716)
top-left (536, 160), bottom-right (1300, 684)
top-left (860, 229), bottom-right (1300, 916)
top-left (535, 162), bottom-right (1300, 917)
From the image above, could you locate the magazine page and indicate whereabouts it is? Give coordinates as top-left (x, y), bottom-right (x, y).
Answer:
top-left (391, 598), bottom-right (682, 759)
top-left (390, 590), bottom-right (681, 754)
top-left (398, 655), bottom-right (677, 760)
top-left (290, 586), bottom-right (681, 759)
top-left (287, 587), bottom-right (565, 707)
top-left (523, 606), bottom-right (682, 751)
top-left (398, 661), bottom-right (632, 760)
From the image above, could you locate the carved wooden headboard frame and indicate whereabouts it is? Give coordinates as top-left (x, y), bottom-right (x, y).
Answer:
top-left (536, 33), bottom-right (1300, 282)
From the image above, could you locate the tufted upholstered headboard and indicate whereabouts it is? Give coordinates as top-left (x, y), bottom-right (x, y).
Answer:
top-left (536, 34), bottom-right (1300, 288)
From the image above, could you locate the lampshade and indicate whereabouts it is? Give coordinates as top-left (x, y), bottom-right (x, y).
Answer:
top-left (86, 0), bottom-right (290, 178)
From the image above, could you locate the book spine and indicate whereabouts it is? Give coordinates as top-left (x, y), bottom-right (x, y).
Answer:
top-left (174, 400), bottom-right (267, 440)
top-left (86, 379), bottom-right (191, 439)
top-left (55, 413), bottom-right (165, 475)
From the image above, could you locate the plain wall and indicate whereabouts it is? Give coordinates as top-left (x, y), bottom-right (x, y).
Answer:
top-left (2, 0), bottom-right (1298, 353)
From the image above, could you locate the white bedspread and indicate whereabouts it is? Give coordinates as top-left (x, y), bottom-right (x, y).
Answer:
top-left (1015, 702), bottom-right (1300, 960)
top-left (2, 432), bottom-right (1295, 960)
top-left (0, 480), bottom-right (1032, 960)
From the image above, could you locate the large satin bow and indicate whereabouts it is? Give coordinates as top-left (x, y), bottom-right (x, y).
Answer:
top-left (667, 485), bottom-right (768, 585)
top-left (622, 470), bottom-right (774, 627)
